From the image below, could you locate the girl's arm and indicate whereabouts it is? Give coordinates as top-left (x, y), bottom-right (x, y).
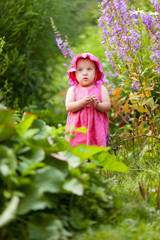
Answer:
top-left (91, 85), bottom-right (111, 112)
top-left (65, 86), bottom-right (93, 112)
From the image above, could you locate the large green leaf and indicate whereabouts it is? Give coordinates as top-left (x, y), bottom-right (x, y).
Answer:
top-left (17, 148), bottom-right (45, 175)
top-left (18, 184), bottom-right (53, 215)
top-left (0, 123), bottom-right (15, 142)
top-left (18, 148), bottom-right (45, 163)
top-left (0, 110), bottom-right (15, 142)
top-left (0, 109), bottom-right (14, 125)
top-left (0, 195), bottom-right (19, 227)
top-left (59, 151), bottom-right (81, 168)
top-left (18, 161), bottom-right (46, 176)
top-left (0, 145), bottom-right (17, 176)
top-left (16, 112), bottom-right (37, 137)
top-left (63, 178), bottom-right (84, 196)
top-left (70, 144), bottom-right (109, 161)
top-left (32, 166), bottom-right (66, 194)
top-left (92, 152), bottom-right (129, 173)
top-left (18, 166), bottom-right (67, 214)
top-left (47, 155), bottom-right (68, 176)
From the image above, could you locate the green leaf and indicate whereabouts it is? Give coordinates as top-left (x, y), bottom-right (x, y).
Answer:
top-left (63, 178), bottom-right (84, 196)
top-left (0, 110), bottom-right (15, 142)
top-left (0, 109), bottom-right (14, 125)
top-left (18, 148), bottom-right (45, 175)
top-left (18, 164), bottom-right (67, 214)
top-left (18, 162), bottom-right (46, 176)
top-left (18, 184), bottom-right (52, 215)
top-left (16, 146), bottom-right (31, 155)
top-left (19, 148), bottom-right (45, 163)
top-left (0, 123), bottom-right (15, 142)
top-left (0, 145), bottom-right (17, 175)
top-left (144, 97), bottom-right (155, 108)
top-left (0, 195), bottom-right (19, 227)
top-left (0, 164), bottom-right (10, 176)
top-left (93, 152), bottom-right (129, 173)
top-left (16, 112), bottom-right (37, 137)
top-left (59, 151), bottom-right (81, 168)
top-left (70, 144), bottom-right (108, 161)
top-left (21, 129), bottom-right (39, 139)
top-left (32, 166), bottom-right (66, 194)
top-left (70, 126), bottom-right (87, 133)
top-left (47, 155), bottom-right (68, 176)
top-left (0, 145), bottom-right (11, 158)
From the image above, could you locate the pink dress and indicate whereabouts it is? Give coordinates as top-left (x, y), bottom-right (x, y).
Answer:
top-left (65, 84), bottom-right (109, 147)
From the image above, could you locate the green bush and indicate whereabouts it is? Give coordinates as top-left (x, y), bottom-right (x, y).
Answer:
top-left (0, 109), bottom-right (129, 239)
top-left (0, 0), bottom-right (99, 109)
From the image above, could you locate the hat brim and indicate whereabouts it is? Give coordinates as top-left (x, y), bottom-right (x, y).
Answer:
top-left (67, 53), bottom-right (104, 86)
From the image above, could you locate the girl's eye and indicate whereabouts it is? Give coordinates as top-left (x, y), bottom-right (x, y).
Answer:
top-left (78, 69), bottom-right (82, 72)
top-left (88, 68), bottom-right (92, 71)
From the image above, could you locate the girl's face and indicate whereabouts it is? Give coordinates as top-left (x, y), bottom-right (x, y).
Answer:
top-left (75, 59), bottom-right (96, 87)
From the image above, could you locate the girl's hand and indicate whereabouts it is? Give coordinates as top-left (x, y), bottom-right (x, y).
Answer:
top-left (82, 95), bottom-right (93, 106)
top-left (91, 95), bottom-right (99, 107)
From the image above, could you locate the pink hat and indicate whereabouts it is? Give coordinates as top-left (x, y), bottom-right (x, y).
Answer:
top-left (67, 53), bottom-right (104, 86)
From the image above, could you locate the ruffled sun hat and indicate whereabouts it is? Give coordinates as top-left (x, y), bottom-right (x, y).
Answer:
top-left (67, 53), bottom-right (105, 86)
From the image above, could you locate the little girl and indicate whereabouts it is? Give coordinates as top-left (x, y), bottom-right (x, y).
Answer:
top-left (65, 53), bottom-right (111, 147)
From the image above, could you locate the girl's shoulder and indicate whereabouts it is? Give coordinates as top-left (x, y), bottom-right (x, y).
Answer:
top-left (101, 85), bottom-right (107, 91)
top-left (67, 86), bottom-right (75, 93)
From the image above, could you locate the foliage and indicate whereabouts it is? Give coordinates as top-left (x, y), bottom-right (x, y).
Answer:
top-left (74, 158), bottom-right (160, 239)
top-left (0, 0), bottom-right (99, 109)
top-left (0, 109), bottom-right (129, 239)
top-left (97, 0), bottom-right (160, 164)
top-left (0, 37), bottom-right (10, 108)
top-left (51, 0), bottom-right (99, 45)
top-left (0, 37), bottom-right (8, 76)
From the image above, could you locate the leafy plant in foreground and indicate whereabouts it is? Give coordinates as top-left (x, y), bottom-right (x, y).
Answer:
top-left (0, 109), bottom-right (129, 239)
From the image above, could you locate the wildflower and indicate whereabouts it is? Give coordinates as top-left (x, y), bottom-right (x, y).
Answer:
top-left (50, 17), bottom-right (75, 60)
top-left (150, 0), bottom-right (160, 11)
top-left (108, 88), bottom-right (115, 95)
top-left (132, 81), bottom-right (139, 90)
top-left (140, 12), bottom-right (154, 29)
top-left (108, 71), bottom-right (117, 77)
top-left (55, 37), bottom-right (63, 47)
top-left (98, 0), bottom-right (160, 75)
top-left (103, 75), bottom-right (110, 84)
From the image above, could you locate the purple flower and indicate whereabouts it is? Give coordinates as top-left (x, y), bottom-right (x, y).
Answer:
top-left (105, 50), bottom-right (112, 61)
top-left (68, 49), bottom-right (75, 58)
top-left (108, 88), bottom-right (115, 95)
top-left (98, 22), bottom-right (105, 28)
top-left (50, 17), bottom-right (75, 60)
top-left (98, 0), bottom-right (160, 74)
top-left (132, 81), bottom-right (139, 90)
top-left (56, 37), bottom-right (62, 45)
top-left (108, 70), bottom-right (117, 77)
top-left (150, 0), bottom-right (160, 11)
top-left (103, 75), bottom-right (110, 84)
top-left (140, 12), bottom-right (154, 29)
top-left (150, 0), bottom-right (158, 3)
top-left (156, 66), bottom-right (160, 73)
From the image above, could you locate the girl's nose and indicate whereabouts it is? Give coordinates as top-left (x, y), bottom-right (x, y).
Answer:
top-left (83, 69), bottom-right (87, 75)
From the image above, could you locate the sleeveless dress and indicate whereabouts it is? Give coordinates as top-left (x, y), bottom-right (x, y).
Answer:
top-left (65, 84), bottom-right (109, 147)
